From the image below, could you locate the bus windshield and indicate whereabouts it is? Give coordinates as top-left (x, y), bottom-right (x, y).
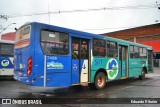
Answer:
top-left (15, 25), bottom-right (31, 49)
top-left (0, 43), bottom-right (14, 56)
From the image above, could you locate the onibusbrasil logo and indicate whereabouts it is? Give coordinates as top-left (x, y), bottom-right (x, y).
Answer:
top-left (106, 58), bottom-right (119, 80)
top-left (1, 60), bottom-right (9, 67)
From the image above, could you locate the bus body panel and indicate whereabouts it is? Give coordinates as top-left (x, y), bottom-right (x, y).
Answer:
top-left (33, 23), bottom-right (45, 86)
top-left (129, 59), bottom-right (141, 77)
top-left (45, 56), bottom-right (71, 87)
top-left (91, 57), bottom-right (120, 82)
top-left (0, 57), bottom-right (14, 76)
top-left (80, 60), bottom-right (89, 82)
top-left (72, 59), bottom-right (79, 84)
top-left (14, 47), bottom-right (30, 76)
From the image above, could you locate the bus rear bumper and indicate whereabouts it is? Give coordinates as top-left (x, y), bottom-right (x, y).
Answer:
top-left (14, 75), bottom-right (34, 85)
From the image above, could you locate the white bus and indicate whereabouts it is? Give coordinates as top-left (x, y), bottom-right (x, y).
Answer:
top-left (0, 40), bottom-right (14, 78)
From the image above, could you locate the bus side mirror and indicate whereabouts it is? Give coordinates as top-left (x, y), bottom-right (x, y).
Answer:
top-left (15, 28), bottom-right (17, 31)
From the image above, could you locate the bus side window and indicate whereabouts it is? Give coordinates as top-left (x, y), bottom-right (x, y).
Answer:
top-left (72, 40), bottom-right (79, 59)
top-left (81, 40), bottom-right (88, 59)
top-left (41, 30), bottom-right (69, 55)
top-left (41, 43), bottom-right (50, 54)
top-left (130, 46), bottom-right (140, 58)
top-left (72, 51), bottom-right (79, 59)
top-left (107, 41), bottom-right (118, 58)
top-left (93, 39), bottom-right (106, 57)
top-left (130, 46), bottom-right (134, 58)
top-left (140, 48), bottom-right (147, 59)
top-left (134, 46), bottom-right (139, 58)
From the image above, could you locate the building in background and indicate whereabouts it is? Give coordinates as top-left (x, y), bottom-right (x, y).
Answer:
top-left (1, 32), bottom-right (16, 41)
top-left (102, 23), bottom-right (160, 67)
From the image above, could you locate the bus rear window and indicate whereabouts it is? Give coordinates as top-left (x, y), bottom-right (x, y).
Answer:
top-left (41, 30), bottom-right (69, 55)
top-left (15, 26), bottom-right (31, 49)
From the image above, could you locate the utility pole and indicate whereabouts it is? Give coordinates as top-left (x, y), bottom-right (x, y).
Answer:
top-left (48, 0), bottom-right (51, 24)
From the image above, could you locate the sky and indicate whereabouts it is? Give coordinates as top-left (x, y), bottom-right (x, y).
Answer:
top-left (0, 0), bottom-right (160, 35)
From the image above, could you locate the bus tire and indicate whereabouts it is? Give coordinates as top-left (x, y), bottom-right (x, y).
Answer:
top-left (89, 72), bottom-right (106, 90)
top-left (139, 69), bottom-right (145, 80)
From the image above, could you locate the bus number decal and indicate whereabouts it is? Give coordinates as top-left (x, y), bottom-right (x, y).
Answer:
top-left (95, 59), bottom-right (103, 66)
top-left (47, 56), bottom-right (57, 60)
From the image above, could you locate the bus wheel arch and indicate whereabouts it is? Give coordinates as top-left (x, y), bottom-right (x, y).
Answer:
top-left (94, 68), bottom-right (108, 80)
top-left (89, 68), bottom-right (107, 90)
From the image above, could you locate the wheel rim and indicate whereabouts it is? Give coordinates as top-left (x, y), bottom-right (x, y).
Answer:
top-left (97, 76), bottom-right (105, 87)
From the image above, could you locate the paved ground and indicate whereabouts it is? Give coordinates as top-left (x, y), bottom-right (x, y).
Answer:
top-left (0, 68), bottom-right (160, 107)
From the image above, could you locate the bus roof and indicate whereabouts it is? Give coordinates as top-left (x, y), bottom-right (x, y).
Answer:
top-left (106, 36), bottom-right (152, 50)
top-left (20, 22), bottom-right (152, 50)
top-left (0, 40), bottom-right (14, 44)
top-left (19, 22), bottom-right (105, 39)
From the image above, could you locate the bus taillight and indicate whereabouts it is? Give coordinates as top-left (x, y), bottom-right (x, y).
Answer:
top-left (27, 57), bottom-right (32, 76)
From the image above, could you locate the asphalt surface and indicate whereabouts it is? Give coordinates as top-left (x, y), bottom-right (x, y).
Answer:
top-left (0, 68), bottom-right (160, 107)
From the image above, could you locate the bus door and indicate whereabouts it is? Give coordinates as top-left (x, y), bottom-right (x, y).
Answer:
top-left (119, 45), bottom-right (128, 77)
top-left (72, 37), bottom-right (89, 84)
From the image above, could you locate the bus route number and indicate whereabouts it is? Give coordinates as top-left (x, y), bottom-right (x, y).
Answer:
top-left (47, 56), bottom-right (57, 60)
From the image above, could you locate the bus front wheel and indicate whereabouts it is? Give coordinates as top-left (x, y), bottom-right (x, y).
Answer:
top-left (89, 72), bottom-right (106, 90)
top-left (139, 69), bottom-right (145, 80)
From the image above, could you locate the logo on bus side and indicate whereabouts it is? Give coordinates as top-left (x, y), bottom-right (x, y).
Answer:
top-left (106, 58), bottom-right (119, 80)
top-left (47, 61), bottom-right (64, 69)
top-left (1, 60), bottom-right (9, 67)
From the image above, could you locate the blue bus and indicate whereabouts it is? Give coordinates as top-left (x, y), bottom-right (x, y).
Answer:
top-left (14, 22), bottom-right (153, 89)
top-left (0, 40), bottom-right (14, 78)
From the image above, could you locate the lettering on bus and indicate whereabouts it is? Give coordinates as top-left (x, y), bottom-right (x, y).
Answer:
top-left (132, 62), bottom-right (138, 64)
top-left (46, 56), bottom-right (57, 60)
top-left (94, 59), bottom-right (103, 66)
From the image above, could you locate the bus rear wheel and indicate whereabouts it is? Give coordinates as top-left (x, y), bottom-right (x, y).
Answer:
top-left (139, 69), bottom-right (145, 80)
top-left (89, 72), bottom-right (106, 90)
